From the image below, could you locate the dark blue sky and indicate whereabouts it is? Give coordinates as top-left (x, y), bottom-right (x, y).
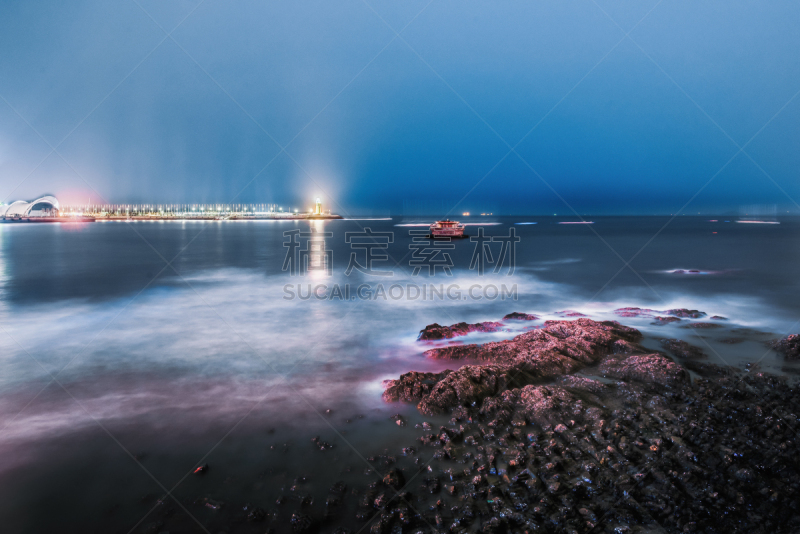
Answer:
top-left (1, 0), bottom-right (798, 215)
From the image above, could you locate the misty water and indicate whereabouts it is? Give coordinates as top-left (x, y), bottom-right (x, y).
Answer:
top-left (1, 216), bottom-right (798, 533)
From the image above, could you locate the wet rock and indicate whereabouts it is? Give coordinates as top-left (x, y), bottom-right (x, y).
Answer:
top-left (681, 322), bottom-right (723, 329)
top-left (599, 353), bottom-right (689, 387)
top-left (770, 334), bottom-right (800, 360)
top-left (311, 436), bottom-right (334, 451)
top-left (651, 316), bottom-right (681, 325)
top-left (613, 307), bottom-right (660, 318)
top-left (512, 385), bottom-right (583, 427)
top-left (666, 308), bottom-right (706, 318)
top-left (382, 371), bottom-right (452, 403)
top-left (660, 338), bottom-right (706, 359)
top-left (418, 321), bottom-right (504, 341)
top-left (199, 497), bottom-right (223, 510)
top-left (555, 310), bottom-right (588, 317)
top-left (243, 503), bottom-right (267, 522)
top-left (325, 481), bottom-right (347, 510)
top-left (682, 361), bottom-right (735, 377)
top-left (193, 464), bottom-right (208, 475)
top-left (417, 365), bottom-right (514, 416)
top-left (290, 513), bottom-right (315, 533)
top-left (710, 315), bottom-right (727, 320)
top-left (383, 468), bottom-right (405, 490)
top-left (423, 319), bottom-right (643, 363)
top-left (503, 312), bottom-right (539, 321)
top-left (365, 315), bottom-right (800, 533)
top-left (554, 375), bottom-right (608, 394)
top-left (389, 319), bottom-right (648, 415)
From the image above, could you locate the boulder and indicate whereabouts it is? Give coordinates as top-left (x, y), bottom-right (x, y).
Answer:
top-left (418, 321), bottom-right (504, 341)
top-left (382, 370), bottom-right (452, 403)
top-left (770, 334), bottom-right (800, 360)
top-left (651, 316), bottom-right (681, 325)
top-left (423, 319), bottom-right (643, 363)
top-left (390, 319), bottom-right (649, 415)
top-left (599, 353), bottom-right (689, 387)
top-left (666, 308), bottom-right (706, 318)
top-left (614, 307), bottom-right (660, 318)
top-left (660, 338), bottom-right (706, 359)
top-left (503, 312), bottom-right (539, 321)
top-left (417, 365), bottom-right (513, 415)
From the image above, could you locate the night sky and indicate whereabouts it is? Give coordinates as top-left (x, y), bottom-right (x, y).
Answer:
top-left (1, 0), bottom-right (798, 215)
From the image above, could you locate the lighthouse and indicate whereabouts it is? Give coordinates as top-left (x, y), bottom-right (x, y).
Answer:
top-left (315, 197), bottom-right (322, 215)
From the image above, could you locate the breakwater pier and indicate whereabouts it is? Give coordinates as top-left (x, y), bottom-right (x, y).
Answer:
top-left (1, 198), bottom-right (343, 223)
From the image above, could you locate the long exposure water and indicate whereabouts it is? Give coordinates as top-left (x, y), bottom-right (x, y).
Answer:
top-left (1, 216), bottom-right (798, 533)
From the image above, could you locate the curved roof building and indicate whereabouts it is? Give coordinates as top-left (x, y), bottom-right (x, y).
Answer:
top-left (0, 196), bottom-right (60, 218)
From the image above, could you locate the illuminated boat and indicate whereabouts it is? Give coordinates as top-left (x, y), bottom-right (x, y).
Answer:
top-left (430, 219), bottom-right (465, 238)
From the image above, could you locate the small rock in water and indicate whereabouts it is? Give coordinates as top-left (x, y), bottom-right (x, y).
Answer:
top-left (193, 464), bottom-right (208, 475)
top-left (651, 316), bottom-right (681, 325)
top-left (681, 321), bottom-right (723, 329)
top-left (503, 312), bottom-right (539, 321)
top-left (555, 310), bottom-right (588, 317)
top-left (614, 307), bottom-right (660, 318)
top-left (311, 436), bottom-right (334, 451)
top-left (666, 308), bottom-right (706, 318)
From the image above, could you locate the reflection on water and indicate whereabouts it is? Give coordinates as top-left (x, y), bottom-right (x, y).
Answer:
top-left (0, 217), bottom-right (798, 531)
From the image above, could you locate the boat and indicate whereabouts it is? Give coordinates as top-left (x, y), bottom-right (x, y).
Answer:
top-left (430, 219), bottom-right (465, 238)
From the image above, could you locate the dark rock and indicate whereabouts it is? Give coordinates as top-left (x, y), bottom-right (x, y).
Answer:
top-left (383, 468), bottom-right (405, 490)
top-left (418, 321), bottom-right (504, 341)
top-left (555, 310), bottom-right (588, 317)
top-left (423, 319), bottom-right (642, 362)
top-left (554, 375), bottom-right (608, 394)
top-left (680, 322), bottom-right (723, 329)
top-left (382, 371), bottom-right (452, 403)
top-left (666, 309), bottom-right (706, 318)
top-left (417, 365), bottom-right (515, 416)
top-left (599, 353), bottom-right (689, 387)
top-left (651, 316), bottom-right (681, 325)
top-left (389, 319), bottom-right (647, 415)
top-left (613, 307), bottom-right (660, 318)
top-left (660, 338), bottom-right (706, 359)
top-left (311, 436), bottom-right (334, 450)
top-left (193, 464), bottom-right (208, 475)
top-left (243, 503), bottom-right (267, 522)
top-left (291, 513), bottom-right (315, 533)
top-left (770, 334), bottom-right (800, 360)
top-left (513, 385), bottom-right (582, 427)
top-left (371, 315), bottom-right (800, 533)
top-left (503, 312), bottom-right (539, 321)
top-left (682, 361), bottom-right (735, 377)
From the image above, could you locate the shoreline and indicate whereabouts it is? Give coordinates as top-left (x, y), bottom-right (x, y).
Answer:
top-left (63, 312), bottom-right (797, 534)
top-left (3, 308), bottom-right (800, 534)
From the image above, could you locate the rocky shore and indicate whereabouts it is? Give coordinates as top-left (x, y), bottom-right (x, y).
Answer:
top-left (373, 315), bottom-right (800, 533)
top-left (147, 314), bottom-right (800, 534)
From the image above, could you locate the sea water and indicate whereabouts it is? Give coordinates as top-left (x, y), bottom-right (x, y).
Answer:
top-left (0, 216), bottom-right (798, 531)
